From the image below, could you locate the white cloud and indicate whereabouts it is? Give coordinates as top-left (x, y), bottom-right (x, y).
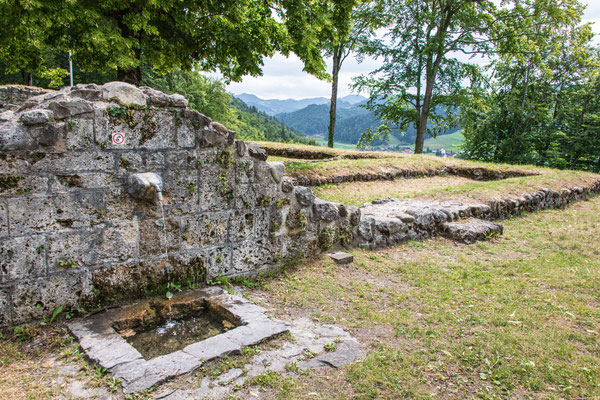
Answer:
top-left (224, 0), bottom-right (600, 100)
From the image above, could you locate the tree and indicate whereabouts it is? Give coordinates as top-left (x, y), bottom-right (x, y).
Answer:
top-left (461, 0), bottom-right (600, 170)
top-left (354, 0), bottom-right (498, 153)
top-left (0, 0), bottom-right (347, 85)
top-left (321, 1), bottom-right (376, 148)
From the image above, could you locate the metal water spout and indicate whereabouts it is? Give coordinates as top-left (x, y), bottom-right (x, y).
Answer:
top-left (127, 172), bottom-right (164, 202)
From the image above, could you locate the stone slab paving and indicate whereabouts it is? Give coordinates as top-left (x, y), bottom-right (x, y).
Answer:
top-left (152, 316), bottom-right (363, 400)
top-left (68, 287), bottom-right (289, 393)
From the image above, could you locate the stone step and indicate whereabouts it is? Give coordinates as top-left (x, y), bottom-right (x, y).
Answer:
top-left (441, 218), bottom-right (503, 244)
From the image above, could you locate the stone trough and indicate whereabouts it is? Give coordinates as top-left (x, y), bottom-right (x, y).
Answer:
top-left (68, 287), bottom-right (288, 393)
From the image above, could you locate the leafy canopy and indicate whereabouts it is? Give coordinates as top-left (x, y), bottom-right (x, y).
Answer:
top-left (0, 0), bottom-right (354, 83)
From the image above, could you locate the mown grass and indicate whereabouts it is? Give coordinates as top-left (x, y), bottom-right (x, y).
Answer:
top-left (314, 169), bottom-right (600, 206)
top-left (254, 196), bottom-right (600, 399)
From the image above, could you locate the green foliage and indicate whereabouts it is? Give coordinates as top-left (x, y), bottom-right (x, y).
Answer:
top-left (354, 0), bottom-right (498, 153)
top-left (59, 259), bottom-right (77, 269)
top-left (232, 98), bottom-right (318, 145)
top-left (318, 227), bottom-right (336, 250)
top-left (144, 69), bottom-right (317, 145)
top-left (462, 2), bottom-right (599, 171)
top-left (0, 0), bottom-right (340, 84)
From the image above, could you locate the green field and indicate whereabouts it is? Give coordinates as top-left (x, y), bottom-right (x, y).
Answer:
top-left (416, 130), bottom-right (464, 151)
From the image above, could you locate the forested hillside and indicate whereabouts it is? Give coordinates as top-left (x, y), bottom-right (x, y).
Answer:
top-left (276, 102), bottom-right (459, 145)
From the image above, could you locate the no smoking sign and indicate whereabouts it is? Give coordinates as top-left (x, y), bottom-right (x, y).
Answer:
top-left (112, 132), bottom-right (125, 145)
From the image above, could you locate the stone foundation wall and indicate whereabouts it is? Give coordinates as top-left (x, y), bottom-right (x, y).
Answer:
top-left (0, 83), bottom-right (356, 326)
top-left (1, 83), bottom-right (598, 326)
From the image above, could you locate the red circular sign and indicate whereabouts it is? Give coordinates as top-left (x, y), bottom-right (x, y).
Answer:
top-left (112, 132), bottom-right (125, 145)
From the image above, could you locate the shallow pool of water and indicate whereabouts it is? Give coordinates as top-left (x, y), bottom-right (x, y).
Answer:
top-left (124, 311), bottom-right (229, 359)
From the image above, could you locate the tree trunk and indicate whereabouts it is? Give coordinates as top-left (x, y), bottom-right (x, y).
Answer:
top-left (117, 66), bottom-right (142, 86)
top-left (328, 48), bottom-right (341, 148)
top-left (415, 75), bottom-right (436, 154)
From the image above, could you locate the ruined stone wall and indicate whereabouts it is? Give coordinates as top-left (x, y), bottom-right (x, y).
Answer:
top-left (0, 83), bottom-right (362, 326)
top-left (1, 83), bottom-right (598, 327)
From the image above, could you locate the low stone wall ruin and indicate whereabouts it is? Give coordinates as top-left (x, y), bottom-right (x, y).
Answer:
top-left (1, 83), bottom-right (599, 327)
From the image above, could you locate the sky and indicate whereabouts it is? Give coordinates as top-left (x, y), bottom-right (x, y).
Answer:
top-left (222, 0), bottom-right (600, 100)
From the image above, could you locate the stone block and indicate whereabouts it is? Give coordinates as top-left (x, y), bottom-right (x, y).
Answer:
top-left (246, 142), bottom-right (267, 161)
top-left (442, 218), bottom-right (503, 244)
top-left (0, 289), bottom-right (12, 326)
top-left (63, 118), bottom-right (94, 150)
top-left (116, 152), bottom-right (144, 173)
top-left (230, 240), bottom-right (275, 275)
top-left (294, 186), bottom-right (315, 207)
top-left (196, 125), bottom-right (229, 148)
top-left (165, 149), bottom-right (210, 172)
top-left (8, 191), bottom-right (106, 235)
top-left (50, 172), bottom-right (116, 191)
top-left (253, 208), bottom-right (272, 239)
top-left (97, 223), bottom-right (139, 264)
top-left (235, 159), bottom-right (254, 184)
top-left (162, 170), bottom-right (201, 216)
top-left (0, 154), bottom-right (31, 175)
top-left (143, 152), bottom-right (165, 170)
top-left (197, 166), bottom-right (234, 212)
top-left (30, 151), bottom-right (114, 173)
top-left (69, 84), bottom-right (101, 101)
top-left (181, 212), bottom-right (229, 249)
top-left (0, 235), bottom-right (47, 282)
top-left (312, 199), bottom-right (338, 222)
top-left (102, 82), bottom-right (148, 107)
top-left (7, 195), bottom-right (57, 235)
top-left (176, 119), bottom-right (197, 148)
top-left (0, 121), bottom-right (36, 151)
top-left (253, 161), bottom-right (274, 185)
top-left (11, 271), bottom-right (92, 323)
top-left (205, 246), bottom-right (232, 279)
top-left (183, 334), bottom-right (239, 361)
top-left (49, 100), bottom-right (94, 120)
top-left (96, 108), bottom-right (178, 150)
top-left (357, 217), bottom-right (374, 241)
top-left (268, 162), bottom-right (285, 183)
top-left (19, 109), bottom-right (53, 125)
top-left (47, 230), bottom-right (100, 271)
top-left (0, 173), bottom-right (48, 196)
top-left (229, 210), bottom-right (255, 242)
top-left (0, 200), bottom-right (7, 237)
top-left (139, 218), bottom-right (180, 257)
top-left (327, 252), bottom-right (354, 265)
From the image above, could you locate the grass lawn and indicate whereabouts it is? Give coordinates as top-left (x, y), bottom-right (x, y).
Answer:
top-left (252, 196), bottom-right (600, 399)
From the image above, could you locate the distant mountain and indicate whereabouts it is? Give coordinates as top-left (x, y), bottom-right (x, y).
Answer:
top-left (230, 97), bottom-right (317, 145)
top-left (235, 93), bottom-right (328, 116)
top-left (234, 93), bottom-right (367, 116)
top-left (276, 102), bottom-right (459, 145)
top-left (339, 94), bottom-right (368, 105)
top-left (276, 103), bottom-right (388, 144)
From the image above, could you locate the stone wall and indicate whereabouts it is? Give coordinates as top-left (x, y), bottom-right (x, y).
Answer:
top-left (1, 83), bottom-right (599, 327)
top-left (0, 82), bottom-right (352, 326)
